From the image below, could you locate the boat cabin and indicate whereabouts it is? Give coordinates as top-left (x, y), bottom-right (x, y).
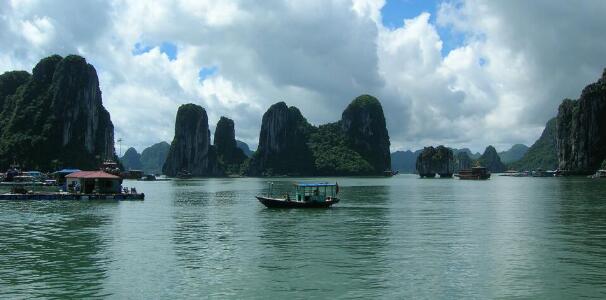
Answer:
top-left (294, 183), bottom-right (337, 202)
top-left (65, 171), bottom-right (122, 194)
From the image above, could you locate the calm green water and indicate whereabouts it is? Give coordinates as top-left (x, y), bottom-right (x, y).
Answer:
top-left (1, 175), bottom-right (606, 299)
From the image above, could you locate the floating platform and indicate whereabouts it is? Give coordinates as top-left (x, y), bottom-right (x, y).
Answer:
top-left (0, 193), bottom-right (144, 201)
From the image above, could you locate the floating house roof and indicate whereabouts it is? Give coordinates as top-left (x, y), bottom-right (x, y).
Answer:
top-left (296, 182), bottom-right (336, 187)
top-left (53, 168), bottom-right (82, 174)
top-left (65, 171), bottom-right (120, 179)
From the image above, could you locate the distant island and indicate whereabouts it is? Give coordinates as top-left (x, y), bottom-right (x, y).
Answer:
top-left (2, 54), bottom-right (606, 177)
top-left (392, 68), bottom-right (606, 175)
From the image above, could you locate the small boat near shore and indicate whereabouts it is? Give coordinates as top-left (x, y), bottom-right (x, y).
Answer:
top-left (256, 182), bottom-right (340, 208)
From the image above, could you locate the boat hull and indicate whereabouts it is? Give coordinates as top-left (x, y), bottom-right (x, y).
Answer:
top-left (455, 174), bottom-right (491, 180)
top-left (256, 196), bottom-right (339, 208)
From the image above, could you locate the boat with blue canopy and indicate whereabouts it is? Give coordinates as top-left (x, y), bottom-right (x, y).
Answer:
top-left (256, 182), bottom-right (340, 208)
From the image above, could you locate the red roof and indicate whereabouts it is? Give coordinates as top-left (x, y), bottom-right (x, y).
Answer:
top-left (65, 171), bottom-right (121, 179)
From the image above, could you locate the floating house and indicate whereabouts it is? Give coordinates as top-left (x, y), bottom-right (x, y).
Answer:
top-left (65, 171), bottom-right (122, 194)
top-left (52, 168), bottom-right (81, 185)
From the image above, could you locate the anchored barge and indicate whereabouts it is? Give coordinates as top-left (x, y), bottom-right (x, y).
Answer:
top-left (0, 171), bottom-right (144, 201)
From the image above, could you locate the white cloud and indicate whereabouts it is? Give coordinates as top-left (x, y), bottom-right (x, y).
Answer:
top-left (1, 0), bottom-right (605, 153)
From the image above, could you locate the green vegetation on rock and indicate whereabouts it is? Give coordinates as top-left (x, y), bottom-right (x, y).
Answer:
top-left (509, 118), bottom-right (557, 171)
top-left (246, 95), bottom-right (391, 176)
top-left (309, 122), bottom-right (373, 175)
top-left (0, 55), bottom-right (115, 171)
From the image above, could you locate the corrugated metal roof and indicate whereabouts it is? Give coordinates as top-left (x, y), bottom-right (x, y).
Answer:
top-left (65, 171), bottom-right (121, 179)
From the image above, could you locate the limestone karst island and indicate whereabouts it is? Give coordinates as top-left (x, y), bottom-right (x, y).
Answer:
top-left (2, 1), bottom-right (606, 299)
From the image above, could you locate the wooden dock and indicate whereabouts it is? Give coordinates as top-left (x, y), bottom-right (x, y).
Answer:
top-left (0, 193), bottom-right (145, 201)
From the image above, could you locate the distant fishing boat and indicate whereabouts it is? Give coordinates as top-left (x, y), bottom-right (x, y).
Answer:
top-left (383, 170), bottom-right (399, 177)
top-left (176, 170), bottom-right (193, 179)
top-left (590, 170), bottom-right (606, 179)
top-left (455, 167), bottom-right (491, 180)
top-left (256, 182), bottom-right (340, 208)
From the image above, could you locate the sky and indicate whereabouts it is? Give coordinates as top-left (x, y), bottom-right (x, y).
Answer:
top-left (1, 0), bottom-right (606, 154)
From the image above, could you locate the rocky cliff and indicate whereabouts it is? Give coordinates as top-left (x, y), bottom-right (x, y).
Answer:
top-left (415, 145), bottom-right (454, 178)
top-left (236, 140), bottom-right (253, 157)
top-left (478, 145), bottom-right (506, 173)
top-left (510, 118), bottom-right (558, 171)
top-left (214, 117), bottom-right (247, 174)
top-left (498, 144), bottom-right (529, 164)
top-left (247, 95), bottom-right (392, 176)
top-left (0, 55), bottom-right (115, 170)
top-left (163, 104), bottom-right (222, 177)
top-left (247, 102), bottom-right (315, 176)
top-left (120, 147), bottom-right (142, 170)
top-left (341, 95), bottom-right (391, 174)
top-left (140, 141), bottom-right (170, 175)
top-left (556, 69), bottom-right (606, 173)
top-left (454, 151), bottom-right (472, 172)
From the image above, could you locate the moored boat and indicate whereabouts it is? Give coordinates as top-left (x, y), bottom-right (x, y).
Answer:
top-left (455, 167), bottom-right (491, 180)
top-left (176, 170), bottom-right (193, 179)
top-left (256, 182), bottom-right (340, 208)
top-left (590, 170), bottom-right (606, 178)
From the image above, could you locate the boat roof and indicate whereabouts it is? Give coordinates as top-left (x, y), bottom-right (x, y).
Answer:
top-left (295, 182), bottom-right (336, 187)
top-left (66, 171), bottom-right (121, 179)
top-left (53, 168), bottom-right (82, 174)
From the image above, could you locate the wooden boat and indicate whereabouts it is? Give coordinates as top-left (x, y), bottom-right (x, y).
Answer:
top-left (176, 170), bottom-right (193, 179)
top-left (590, 170), bottom-right (606, 178)
top-left (455, 167), bottom-right (491, 180)
top-left (383, 170), bottom-right (399, 177)
top-left (257, 182), bottom-right (340, 208)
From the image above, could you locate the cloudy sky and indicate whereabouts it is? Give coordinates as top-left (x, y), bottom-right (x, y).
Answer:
top-left (1, 0), bottom-right (605, 154)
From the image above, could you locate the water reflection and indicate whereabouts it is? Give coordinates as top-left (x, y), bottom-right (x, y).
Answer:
top-left (0, 202), bottom-right (113, 298)
top-left (254, 181), bottom-right (392, 298)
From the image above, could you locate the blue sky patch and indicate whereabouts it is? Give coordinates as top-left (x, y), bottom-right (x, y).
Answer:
top-left (381, 0), bottom-right (465, 56)
top-left (132, 42), bottom-right (153, 55)
top-left (132, 41), bottom-right (178, 60)
top-left (199, 66), bottom-right (218, 81)
top-left (159, 42), bottom-right (177, 60)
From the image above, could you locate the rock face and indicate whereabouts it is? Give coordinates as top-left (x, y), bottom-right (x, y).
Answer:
top-left (0, 55), bottom-right (115, 170)
top-left (163, 104), bottom-right (222, 177)
top-left (236, 140), bottom-right (253, 157)
top-left (247, 95), bottom-right (392, 176)
top-left (454, 151), bottom-right (472, 172)
top-left (556, 69), bottom-right (606, 173)
top-left (510, 118), bottom-right (558, 171)
top-left (478, 145), bottom-right (506, 173)
top-left (415, 145), bottom-right (454, 178)
top-left (140, 141), bottom-right (170, 175)
top-left (341, 95), bottom-right (391, 174)
top-left (120, 147), bottom-right (142, 170)
top-left (214, 117), bottom-right (247, 174)
top-left (247, 102), bottom-right (314, 176)
top-left (498, 144), bottom-right (529, 164)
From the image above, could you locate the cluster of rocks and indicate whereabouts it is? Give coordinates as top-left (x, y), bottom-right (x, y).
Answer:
top-left (415, 146), bottom-right (454, 178)
top-left (162, 104), bottom-right (246, 177)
